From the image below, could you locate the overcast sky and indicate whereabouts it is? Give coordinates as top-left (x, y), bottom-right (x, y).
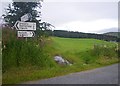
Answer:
top-left (0, 0), bottom-right (119, 33)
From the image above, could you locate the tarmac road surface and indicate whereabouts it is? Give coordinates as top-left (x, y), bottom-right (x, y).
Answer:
top-left (23, 63), bottom-right (119, 84)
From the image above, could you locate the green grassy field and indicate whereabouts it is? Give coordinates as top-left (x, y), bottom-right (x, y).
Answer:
top-left (45, 37), bottom-right (118, 64)
top-left (2, 36), bottom-right (119, 84)
top-left (51, 37), bottom-right (115, 52)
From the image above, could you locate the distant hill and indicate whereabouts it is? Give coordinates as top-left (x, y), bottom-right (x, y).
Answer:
top-left (97, 28), bottom-right (118, 34)
top-left (104, 32), bottom-right (119, 38)
top-left (47, 30), bottom-right (118, 42)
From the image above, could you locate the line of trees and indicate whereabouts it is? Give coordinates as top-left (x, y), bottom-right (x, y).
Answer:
top-left (46, 30), bottom-right (119, 42)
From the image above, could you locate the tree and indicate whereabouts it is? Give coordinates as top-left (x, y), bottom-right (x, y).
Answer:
top-left (40, 22), bottom-right (55, 30)
top-left (2, 0), bottom-right (42, 28)
top-left (36, 22), bottom-right (55, 37)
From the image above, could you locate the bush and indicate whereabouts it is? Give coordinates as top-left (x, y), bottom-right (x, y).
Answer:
top-left (80, 43), bottom-right (118, 64)
top-left (93, 44), bottom-right (118, 58)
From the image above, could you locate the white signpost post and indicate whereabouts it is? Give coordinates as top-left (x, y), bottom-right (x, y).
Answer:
top-left (14, 13), bottom-right (36, 38)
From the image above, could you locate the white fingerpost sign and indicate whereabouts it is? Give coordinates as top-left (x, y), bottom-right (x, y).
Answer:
top-left (21, 13), bottom-right (31, 22)
top-left (15, 21), bottom-right (36, 31)
top-left (17, 31), bottom-right (35, 37)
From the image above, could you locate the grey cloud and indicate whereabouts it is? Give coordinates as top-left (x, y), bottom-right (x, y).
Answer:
top-left (41, 2), bottom-right (118, 26)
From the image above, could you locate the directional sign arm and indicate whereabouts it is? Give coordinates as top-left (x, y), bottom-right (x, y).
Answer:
top-left (17, 31), bottom-right (35, 37)
top-left (15, 21), bottom-right (36, 31)
top-left (21, 13), bottom-right (31, 22)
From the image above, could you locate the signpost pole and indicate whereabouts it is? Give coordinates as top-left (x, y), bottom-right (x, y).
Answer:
top-left (25, 37), bottom-right (27, 42)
